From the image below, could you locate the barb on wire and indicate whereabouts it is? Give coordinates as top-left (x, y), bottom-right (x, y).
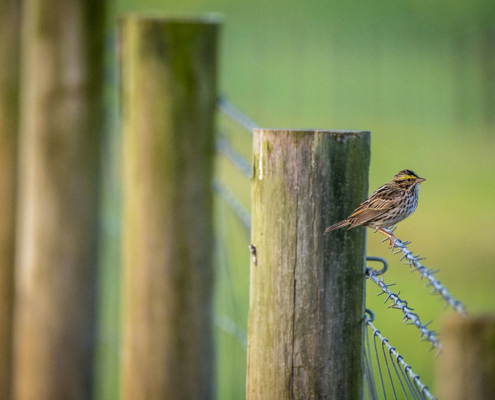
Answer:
top-left (217, 95), bottom-right (258, 133)
top-left (216, 137), bottom-right (252, 178)
top-left (213, 180), bottom-right (251, 230)
top-left (380, 228), bottom-right (466, 315)
top-left (365, 309), bottom-right (437, 400)
top-left (366, 262), bottom-right (442, 352)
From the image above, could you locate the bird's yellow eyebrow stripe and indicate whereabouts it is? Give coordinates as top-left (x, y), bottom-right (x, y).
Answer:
top-left (398, 175), bottom-right (417, 180)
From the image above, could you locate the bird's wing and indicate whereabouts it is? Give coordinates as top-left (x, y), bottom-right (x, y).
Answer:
top-left (347, 195), bottom-right (395, 228)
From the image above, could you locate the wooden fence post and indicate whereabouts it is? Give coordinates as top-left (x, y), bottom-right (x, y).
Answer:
top-left (437, 315), bottom-right (495, 399)
top-left (120, 16), bottom-right (220, 400)
top-left (247, 129), bottom-right (370, 399)
top-left (0, 0), bottom-right (20, 398)
top-left (13, 1), bottom-right (106, 398)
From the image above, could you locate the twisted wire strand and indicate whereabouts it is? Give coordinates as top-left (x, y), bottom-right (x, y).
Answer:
top-left (217, 96), bottom-right (258, 133)
top-left (365, 310), bottom-right (437, 400)
top-left (216, 137), bottom-right (252, 178)
top-left (372, 323), bottom-right (388, 399)
top-left (380, 339), bottom-right (398, 399)
top-left (382, 229), bottom-right (466, 315)
top-left (363, 324), bottom-right (379, 400)
top-left (366, 266), bottom-right (442, 351)
top-left (386, 345), bottom-right (409, 399)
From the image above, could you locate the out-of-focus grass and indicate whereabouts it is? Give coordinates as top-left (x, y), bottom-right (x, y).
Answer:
top-left (96, 0), bottom-right (495, 398)
top-left (214, 187), bottom-right (250, 399)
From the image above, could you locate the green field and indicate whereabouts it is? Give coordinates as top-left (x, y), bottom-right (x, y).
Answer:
top-left (96, 0), bottom-right (495, 398)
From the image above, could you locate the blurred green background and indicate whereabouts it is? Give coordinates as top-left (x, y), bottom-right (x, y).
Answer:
top-left (97, 0), bottom-right (495, 398)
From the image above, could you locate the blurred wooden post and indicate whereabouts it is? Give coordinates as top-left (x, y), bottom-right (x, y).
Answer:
top-left (0, 0), bottom-right (20, 398)
top-left (248, 129), bottom-right (370, 399)
top-left (120, 16), bottom-right (219, 400)
top-left (13, 0), bottom-right (106, 399)
top-left (437, 315), bottom-right (495, 399)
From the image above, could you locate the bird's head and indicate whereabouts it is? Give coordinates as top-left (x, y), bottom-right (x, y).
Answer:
top-left (391, 169), bottom-right (425, 191)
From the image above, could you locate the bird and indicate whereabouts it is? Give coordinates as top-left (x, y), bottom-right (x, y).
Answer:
top-left (324, 169), bottom-right (425, 242)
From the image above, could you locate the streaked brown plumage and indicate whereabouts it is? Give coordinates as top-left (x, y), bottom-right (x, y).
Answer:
top-left (324, 169), bottom-right (425, 241)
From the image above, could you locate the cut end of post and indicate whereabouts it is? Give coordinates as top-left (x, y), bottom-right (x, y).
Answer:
top-left (121, 12), bottom-right (224, 25)
top-left (253, 129), bottom-right (369, 141)
top-left (325, 130), bottom-right (371, 143)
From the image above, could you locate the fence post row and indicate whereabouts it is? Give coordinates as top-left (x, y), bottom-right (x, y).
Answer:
top-left (247, 129), bottom-right (370, 399)
top-left (13, 0), bottom-right (106, 398)
top-left (120, 16), bottom-right (220, 400)
top-left (0, 0), bottom-right (20, 398)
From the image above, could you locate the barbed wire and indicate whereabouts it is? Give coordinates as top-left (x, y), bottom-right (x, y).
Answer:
top-left (213, 180), bottom-right (251, 230)
top-left (216, 137), bottom-right (252, 178)
top-left (381, 228), bottom-right (466, 315)
top-left (217, 95), bottom-right (258, 133)
top-left (365, 309), bottom-right (437, 400)
top-left (366, 258), bottom-right (442, 352)
top-left (215, 97), bottom-right (450, 398)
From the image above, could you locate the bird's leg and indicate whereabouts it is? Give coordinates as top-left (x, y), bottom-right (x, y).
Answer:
top-left (376, 228), bottom-right (397, 246)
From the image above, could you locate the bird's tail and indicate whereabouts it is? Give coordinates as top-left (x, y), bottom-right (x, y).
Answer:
top-left (324, 220), bottom-right (350, 235)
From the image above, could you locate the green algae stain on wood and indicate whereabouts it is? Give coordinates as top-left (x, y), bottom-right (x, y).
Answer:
top-left (121, 17), bottom-right (220, 400)
top-left (248, 129), bottom-right (370, 400)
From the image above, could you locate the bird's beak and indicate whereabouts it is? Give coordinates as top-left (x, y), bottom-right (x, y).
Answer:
top-left (416, 177), bottom-right (426, 183)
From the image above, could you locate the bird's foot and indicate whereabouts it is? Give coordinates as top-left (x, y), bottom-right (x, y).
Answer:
top-left (376, 228), bottom-right (397, 246)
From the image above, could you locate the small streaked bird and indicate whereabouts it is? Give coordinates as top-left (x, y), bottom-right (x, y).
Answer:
top-left (324, 169), bottom-right (425, 241)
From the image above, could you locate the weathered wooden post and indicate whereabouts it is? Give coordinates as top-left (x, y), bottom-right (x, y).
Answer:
top-left (120, 16), bottom-right (220, 400)
top-left (13, 0), bottom-right (106, 398)
top-left (247, 129), bottom-right (370, 399)
top-left (0, 1), bottom-right (20, 398)
top-left (437, 315), bottom-right (495, 399)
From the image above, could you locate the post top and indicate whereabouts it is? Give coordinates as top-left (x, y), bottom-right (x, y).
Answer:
top-left (253, 129), bottom-right (370, 142)
top-left (122, 12), bottom-right (223, 25)
top-left (253, 128), bottom-right (369, 134)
